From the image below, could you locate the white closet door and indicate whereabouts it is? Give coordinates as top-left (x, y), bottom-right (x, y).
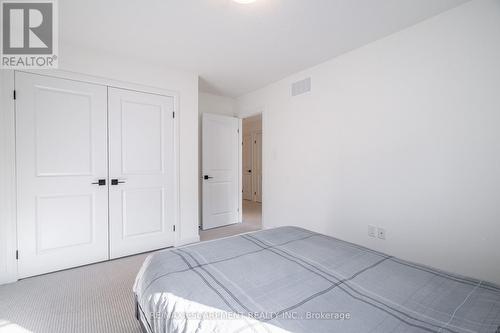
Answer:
top-left (16, 72), bottom-right (109, 278)
top-left (108, 88), bottom-right (175, 259)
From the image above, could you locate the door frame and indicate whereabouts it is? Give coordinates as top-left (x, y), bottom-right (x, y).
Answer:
top-left (252, 130), bottom-right (263, 202)
top-left (0, 69), bottom-right (180, 284)
top-left (239, 108), bottom-right (265, 218)
top-left (242, 126), bottom-right (262, 203)
top-left (242, 133), bottom-right (253, 201)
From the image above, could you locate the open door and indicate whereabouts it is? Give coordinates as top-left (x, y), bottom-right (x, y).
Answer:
top-left (202, 113), bottom-right (241, 230)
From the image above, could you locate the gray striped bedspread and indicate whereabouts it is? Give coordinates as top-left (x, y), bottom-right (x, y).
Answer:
top-left (133, 227), bottom-right (500, 333)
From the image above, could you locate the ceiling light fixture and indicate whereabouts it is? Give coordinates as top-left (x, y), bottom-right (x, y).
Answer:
top-left (233, 0), bottom-right (257, 4)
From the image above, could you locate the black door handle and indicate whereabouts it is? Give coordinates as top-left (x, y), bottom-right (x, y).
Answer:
top-left (111, 179), bottom-right (126, 185)
top-left (204, 175), bottom-right (214, 180)
top-left (92, 179), bottom-right (106, 186)
top-left (248, 170), bottom-right (252, 173)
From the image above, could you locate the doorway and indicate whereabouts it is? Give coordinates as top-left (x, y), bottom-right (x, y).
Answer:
top-left (199, 113), bottom-right (262, 241)
top-left (241, 114), bottom-right (262, 230)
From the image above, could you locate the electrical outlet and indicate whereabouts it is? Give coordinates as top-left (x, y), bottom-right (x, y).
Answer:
top-left (368, 225), bottom-right (376, 237)
top-left (377, 228), bottom-right (386, 240)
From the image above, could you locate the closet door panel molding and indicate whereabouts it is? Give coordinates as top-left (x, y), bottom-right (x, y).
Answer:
top-left (16, 72), bottom-right (109, 278)
top-left (108, 87), bottom-right (176, 259)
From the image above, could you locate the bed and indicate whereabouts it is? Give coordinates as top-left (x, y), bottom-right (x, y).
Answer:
top-left (133, 227), bottom-right (500, 333)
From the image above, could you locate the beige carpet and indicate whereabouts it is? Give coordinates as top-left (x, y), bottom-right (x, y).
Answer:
top-left (0, 201), bottom-right (262, 333)
top-left (0, 253), bottom-right (147, 333)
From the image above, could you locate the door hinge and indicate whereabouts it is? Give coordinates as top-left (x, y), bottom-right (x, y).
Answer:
top-left (237, 129), bottom-right (239, 134)
top-left (172, 111), bottom-right (175, 118)
top-left (16, 250), bottom-right (19, 260)
top-left (13, 90), bottom-right (16, 100)
top-left (173, 225), bottom-right (176, 232)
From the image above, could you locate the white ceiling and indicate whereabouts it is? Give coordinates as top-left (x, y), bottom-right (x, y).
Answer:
top-left (60, 0), bottom-right (469, 97)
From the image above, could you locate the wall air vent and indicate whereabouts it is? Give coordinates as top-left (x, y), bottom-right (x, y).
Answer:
top-left (291, 77), bottom-right (311, 96)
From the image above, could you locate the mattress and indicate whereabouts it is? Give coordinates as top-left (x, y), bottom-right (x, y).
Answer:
top-left (133, 227), bottom-right (500, 333)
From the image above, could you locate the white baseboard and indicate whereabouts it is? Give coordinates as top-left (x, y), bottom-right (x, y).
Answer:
top-left (0, 276), bottom-right (17, 286)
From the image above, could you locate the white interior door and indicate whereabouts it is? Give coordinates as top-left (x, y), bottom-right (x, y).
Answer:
top-left (108, 87), bottom-right (175, 259)
top-left (253, 131), bottom-right (263, 203)
top-left (202, 113), bottom-right (240, 230)
top-left (16, 72), bottom-right (109, 278)
top-left (242, 134), bottom-right (253, 201)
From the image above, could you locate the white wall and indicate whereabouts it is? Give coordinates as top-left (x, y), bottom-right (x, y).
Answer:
top-left (237, 0), bottom-right (500, 284)
top-left (199, 92), bottom-right (236, 116)
top-left (0, 44), bottom-right (200, 284)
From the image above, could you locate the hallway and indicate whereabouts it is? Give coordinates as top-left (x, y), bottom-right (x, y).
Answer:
top-left (200, 200), bottom-right (262, 241)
